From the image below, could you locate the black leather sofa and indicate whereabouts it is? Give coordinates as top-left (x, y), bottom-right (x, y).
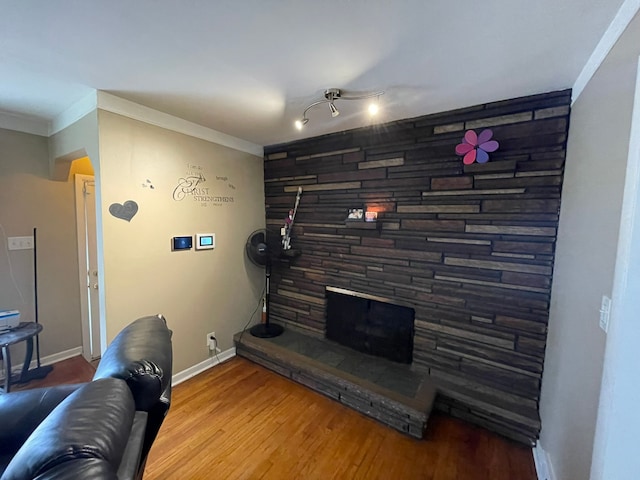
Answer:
top-left (0, 314), bottom-right (173, 480)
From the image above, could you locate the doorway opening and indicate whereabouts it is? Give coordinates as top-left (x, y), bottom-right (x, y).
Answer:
top-left (73, 159), bottom-right (101, 362)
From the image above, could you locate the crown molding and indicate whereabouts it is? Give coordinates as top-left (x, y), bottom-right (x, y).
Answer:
top-left (50, 91), bottom-right (98, 136)
top-left (96, 91), bottom-right (264, 157)
top-left (47, 90), bottom-right (263, 157)
top-left (572, 0), bottom-right (640, 104)
top-left (0, 111), bottom-right (49, 136)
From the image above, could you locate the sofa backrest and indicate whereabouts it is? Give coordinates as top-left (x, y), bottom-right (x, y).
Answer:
top-left (1, 378), bottom-right (143, 480)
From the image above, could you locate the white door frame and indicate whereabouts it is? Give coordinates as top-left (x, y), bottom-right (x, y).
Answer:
top-left (74, 174), bottom-right (101, 361)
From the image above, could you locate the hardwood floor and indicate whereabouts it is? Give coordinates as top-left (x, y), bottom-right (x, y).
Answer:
top-left (145, 358), bottom-right (536, 480)
top-left (15, 355), bottom-right (537, 479)
top-left (10, 355), bottom-right (96, 391)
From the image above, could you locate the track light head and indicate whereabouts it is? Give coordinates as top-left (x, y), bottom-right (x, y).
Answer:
top-left (329, 102), bottom-right (340, 117)
top-left (294, 118), bottom-right (309, 130)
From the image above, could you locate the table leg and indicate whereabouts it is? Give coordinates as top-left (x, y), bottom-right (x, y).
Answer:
top-left (20, 338), bottom-right (34, 381)
top-left (2, 345), bottom-right (11, 393)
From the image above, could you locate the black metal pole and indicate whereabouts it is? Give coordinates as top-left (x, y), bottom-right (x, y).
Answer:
top-left (265, 266), bottom-right (270, 327)
top-left (249, 260), bottom-right (283, 338)
top-left (20, 227), bottom-right (53, 382)
top-left (33, 227), bottom-right (41, 368)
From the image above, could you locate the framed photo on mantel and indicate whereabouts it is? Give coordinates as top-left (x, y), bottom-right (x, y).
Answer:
top-left (346, 208), bottom-right (364, 221)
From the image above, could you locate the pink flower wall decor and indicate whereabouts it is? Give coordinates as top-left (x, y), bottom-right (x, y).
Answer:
top-left (455, 129), bottom-right (499, 165)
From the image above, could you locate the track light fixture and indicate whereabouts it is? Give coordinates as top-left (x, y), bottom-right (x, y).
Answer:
top-left (294, 88), bottom-right (384, 130)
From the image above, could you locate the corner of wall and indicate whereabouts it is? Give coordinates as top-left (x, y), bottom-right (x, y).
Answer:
top-left (572, 0), bottom-right (640, 104)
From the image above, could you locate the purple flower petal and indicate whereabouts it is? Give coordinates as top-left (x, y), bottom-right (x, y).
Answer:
top-left (463, 150), bottom-right (477, 165)
top-left (476, 149), bottom-right (489, 163)
top-left (477, 129), bottom-right (493, 144)
top-left (456, 143), bottom-right (475, 155)
top-left (464, 130), bottom-right (478, 146)
top-left (479, 140), bottom-right (499, 152)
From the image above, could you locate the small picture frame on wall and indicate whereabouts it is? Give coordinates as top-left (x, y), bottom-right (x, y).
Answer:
top-left (346, 208), bottom-right (364, 221)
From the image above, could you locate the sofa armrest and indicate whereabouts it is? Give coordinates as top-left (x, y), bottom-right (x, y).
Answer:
top-left (1, 378), bottom-right (136, 480)
top-left (0, 384), bottom-right (82, 458)
top-left (93, 314), bottom-right (173, 411)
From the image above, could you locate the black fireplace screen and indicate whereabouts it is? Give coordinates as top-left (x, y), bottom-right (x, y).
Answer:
top-left (326, 290), bottom-right (414, 364)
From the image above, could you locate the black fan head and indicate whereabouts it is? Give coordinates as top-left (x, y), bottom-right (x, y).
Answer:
top-left (246, 229), bottom-right (268, 266)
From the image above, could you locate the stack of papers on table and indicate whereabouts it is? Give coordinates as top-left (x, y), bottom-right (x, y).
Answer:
top-left (0, 310), bottom-right (20, 332)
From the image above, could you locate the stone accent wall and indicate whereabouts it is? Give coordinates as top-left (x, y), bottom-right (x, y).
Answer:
top-left (263, 90), bottom-right (570, 445)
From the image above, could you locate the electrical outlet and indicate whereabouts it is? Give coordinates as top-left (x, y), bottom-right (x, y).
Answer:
top-left (206, 331), bottom-right (216, 350)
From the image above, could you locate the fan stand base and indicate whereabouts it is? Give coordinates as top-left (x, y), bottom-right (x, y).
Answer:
top-left (250, 323), bottom-right (284, 338)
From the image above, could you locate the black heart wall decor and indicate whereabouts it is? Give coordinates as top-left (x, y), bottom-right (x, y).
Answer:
top-left (109, 200), bottom-right (138, 222)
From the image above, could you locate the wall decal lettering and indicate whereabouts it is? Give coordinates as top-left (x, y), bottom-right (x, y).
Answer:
top-left (173, 164), bottom-right (236, 207)
top-left (173, 173), bottom-right (206, 201)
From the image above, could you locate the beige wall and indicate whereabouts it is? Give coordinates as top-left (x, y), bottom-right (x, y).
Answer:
top-left (540, 11), bottom-right (640, 480)
top-left (97, 110), bottom-right (265, 373)
top-left (0, 128), bottom-right (82, 357)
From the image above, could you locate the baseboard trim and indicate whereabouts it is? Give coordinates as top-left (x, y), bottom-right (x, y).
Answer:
top-left (533, 442), bottom-right (556, 480)
top-left (42, 347), bottom-right (237, 386)
top-left (38, 346), bottom-right (84, 367)
top-left (1, 345), bottom-right (236, 387)
top-left (172, 347), bottom-right (236, 386)
top-left (1, 346), bottom-right (83, 377)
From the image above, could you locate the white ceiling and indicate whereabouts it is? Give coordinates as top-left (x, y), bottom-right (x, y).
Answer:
top-left (0, 0), bottom-right (628, 146)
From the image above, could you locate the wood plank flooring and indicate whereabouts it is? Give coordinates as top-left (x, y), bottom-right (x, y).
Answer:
top-left (13, 355), bottom-right (537, 479)
top-left (10, 355), bottom-right (96, 391)
top-left (145, 357), bottom-right (536, 480)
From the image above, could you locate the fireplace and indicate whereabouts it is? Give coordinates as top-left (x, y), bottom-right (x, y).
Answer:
top-left (325, 286), bottom-right (415, 364)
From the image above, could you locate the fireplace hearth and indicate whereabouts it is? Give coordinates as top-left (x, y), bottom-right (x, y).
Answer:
top-left (325, 286), bottom-right (415, 364)
top-left (234, 327), bottom-right (436, 438)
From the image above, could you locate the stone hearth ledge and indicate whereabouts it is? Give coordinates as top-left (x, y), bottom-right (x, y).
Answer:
top-left (234, 329), bottom-right (437, 439)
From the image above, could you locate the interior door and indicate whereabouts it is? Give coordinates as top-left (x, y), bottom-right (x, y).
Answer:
top-left (75, 174), bottom-right (101, 361)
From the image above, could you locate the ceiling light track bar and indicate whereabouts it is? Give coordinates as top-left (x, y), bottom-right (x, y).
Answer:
top-left (295, 87), bottom-right (384, 131)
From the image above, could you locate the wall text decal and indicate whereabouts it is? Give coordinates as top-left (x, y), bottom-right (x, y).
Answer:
top-left (173, 163), bottom-right (236, 207)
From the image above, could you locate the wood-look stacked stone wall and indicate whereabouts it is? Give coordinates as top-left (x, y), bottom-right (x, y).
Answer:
top-left (263, 90), bottom-right (571, 445)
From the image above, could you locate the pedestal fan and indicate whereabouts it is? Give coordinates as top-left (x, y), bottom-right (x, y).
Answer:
top-left (245, 229), bottom-right (284, 338)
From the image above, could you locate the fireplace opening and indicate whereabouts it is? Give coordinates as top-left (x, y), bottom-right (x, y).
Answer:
top-left (325, 287), bottom-right (415, 364)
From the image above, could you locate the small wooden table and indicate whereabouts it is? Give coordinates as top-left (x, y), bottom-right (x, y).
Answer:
top-left (0, 322), bottom-right (43, 393)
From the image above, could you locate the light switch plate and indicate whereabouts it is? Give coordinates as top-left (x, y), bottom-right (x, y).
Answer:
top-left (599, 295), bottom-right (611, 333)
